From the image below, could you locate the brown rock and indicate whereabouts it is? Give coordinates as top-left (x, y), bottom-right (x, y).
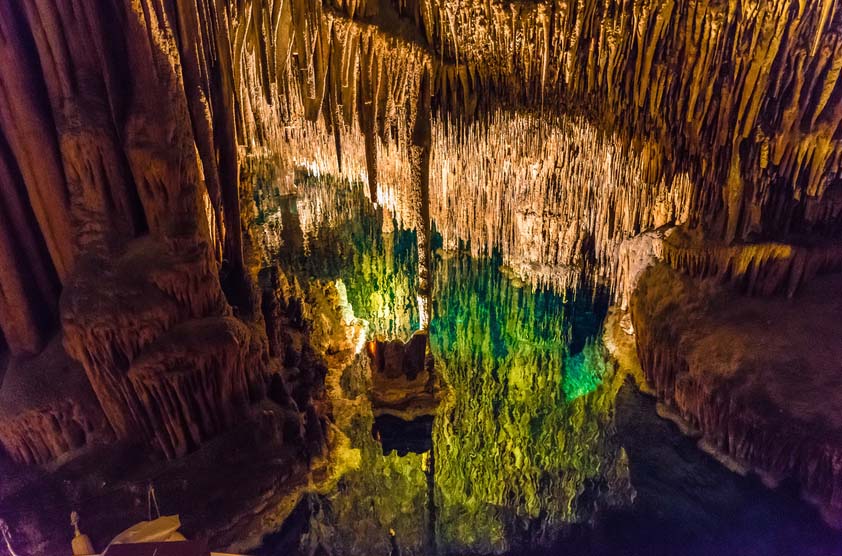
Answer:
top-left (0, 338), bottom-right (111, 465)
top-left (61, 235), bottom-right (229, 441)
top-left (632, 264), bottom-right (842, 524)
top-left (129, 317), bottom-right (267, 460)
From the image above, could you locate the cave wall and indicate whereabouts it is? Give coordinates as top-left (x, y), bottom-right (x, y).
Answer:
top-left (0, 0), bottom-right (275, 461)
top-left (0, 0), bottom-right (245, 355)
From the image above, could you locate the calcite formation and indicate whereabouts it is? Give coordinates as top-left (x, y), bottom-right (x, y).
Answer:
top-left (660, 227), bottom-right (842, 297)
top-left (631, 264), bottom-right (842, 525)
top-left (3, 0), bottom-right (841, 355)
top-left (230, 0), bottom-right (841, 297)
top-left (0, 0), bottom-right (838, 519)
top-left (129, 317), bottom-right (267, 459)
top-left (61, 235), bottom-right (232, 442)
top-left (0, 340), bottom-right (111, 465)
top-left (0, 0), bottom-right (250, 356)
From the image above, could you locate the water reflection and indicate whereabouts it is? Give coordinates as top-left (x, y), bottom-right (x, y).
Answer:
top-left (253, 173), bottom-right (842, 556)
top-left (429, 252), bottom-right (629, 554)
top-left (255, 175), bottom-right (632, 555)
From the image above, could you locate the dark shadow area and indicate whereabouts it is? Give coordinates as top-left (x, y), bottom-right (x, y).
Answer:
top-left (372, 414), bottom-right (434, 456)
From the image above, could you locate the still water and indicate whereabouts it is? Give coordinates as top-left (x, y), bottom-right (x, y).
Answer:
top-left (254, 176), bottom-right (842, 556)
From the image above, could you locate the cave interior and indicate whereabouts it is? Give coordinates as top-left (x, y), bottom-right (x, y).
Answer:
top-left (1, 0), bottom-right (842, 555)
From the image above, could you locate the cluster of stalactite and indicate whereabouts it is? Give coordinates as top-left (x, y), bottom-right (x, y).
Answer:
top-left (0, 0), bottom-right (301, 462)
top-left (1, 0), bottom-right (841, 468)
top-left (393, 0), bottom-right (842, 239)
top-left (660, 228), bottom-right (842, 297)
top-left (3, 0), bottom-right (841, 350)
top-left (0, 339), bottom-right (113, 465)
top-left (229, 0), bottom-right (841, 298)
top-left (0, 399), bottom-right (107, 466)
top-left (60, 235), bottom-right (268, 459)
top-left (631, 264), bottom-right (842, 524)
top-left (0, 0), bottom-right (251, 355)
top-left (266, 109), bottom-right (694, 294)
top-left (129, 317), bottom-right (267, 459)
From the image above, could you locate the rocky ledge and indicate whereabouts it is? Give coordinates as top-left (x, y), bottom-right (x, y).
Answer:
top-left (631, 264), bottom-right (842, 526)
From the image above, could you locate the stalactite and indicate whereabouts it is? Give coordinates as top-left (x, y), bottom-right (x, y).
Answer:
top-left (268, 105), bottom-right (694, 296)
top-left (409, 66), bottom-right (433, 328)
top-left (0, 340), bottom-right (112, 465)
top-left (0, 0), bottom-right (840, 466)
top-left (61, 236), bottom-right (230, 441)
top-left (389, 0), bottom-right (842, 241)
top-left (0, 400), bottom-right (106, 466)
top-left (129, 317), bottom-right (266, 459)
top-left (0, 137), bottom-right (60, 354)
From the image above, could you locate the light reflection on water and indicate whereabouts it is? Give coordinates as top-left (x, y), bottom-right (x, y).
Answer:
top-left (255, 176), bottom-right (630, 555)
top-left (253, 175), bottom-right (842, 556)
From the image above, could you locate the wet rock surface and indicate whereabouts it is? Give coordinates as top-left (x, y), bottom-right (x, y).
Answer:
top-left (632, 264), bottom-right (842, 525)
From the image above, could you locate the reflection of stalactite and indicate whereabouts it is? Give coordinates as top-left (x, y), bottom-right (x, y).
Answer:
top-left (430, 254), bottom-right (626, 553)
top-left (258, 177), bottom-right (421, 338)
top-left (229, 0), bottom-right (842, 250)
top-left (254, 174), bottom-right (631, 552)
top-left (273, 108), bottom-right (694, 296)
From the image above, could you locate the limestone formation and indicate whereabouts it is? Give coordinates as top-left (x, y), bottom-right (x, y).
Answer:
top-left (0, 0), bottom-right (838, 527)
top-left (632, 264), bottom-right (842, 525)
top-left (0, 340), bottom-right (111, 465)
top-left (129, 317), bottom-right (267, 459)
top-left (2, 0), bottom-right (841, 353)
top-left (61, 235), bottom-right (231, 442)
top-left (366, 332), bottom-right (439, 418)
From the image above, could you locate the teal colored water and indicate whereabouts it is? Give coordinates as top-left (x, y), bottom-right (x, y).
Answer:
top-left (254, 176), bottom-right (842, 556)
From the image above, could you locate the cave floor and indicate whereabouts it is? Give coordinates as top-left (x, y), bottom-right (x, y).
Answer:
top-left (0, 402), bottom-right (318, 555)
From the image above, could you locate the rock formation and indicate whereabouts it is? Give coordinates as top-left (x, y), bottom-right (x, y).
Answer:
top-left (632, 264), bottom-right (842, 525)
top-left (4, 0), bottom-right (838, 351)
top-left (61, 236), bottom-right (233, 442)
top-left (0, 339), bottom-right (110, 465)
top-left (129, 317), bottom-right (267, 459)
